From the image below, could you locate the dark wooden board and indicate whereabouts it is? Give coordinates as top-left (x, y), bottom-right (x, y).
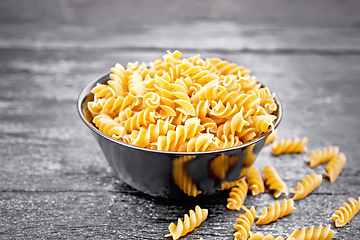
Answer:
top-left (1, 2), bottom-right (360, 239)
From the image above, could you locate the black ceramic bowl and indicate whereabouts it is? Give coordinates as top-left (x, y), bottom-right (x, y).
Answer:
top-left (77, 72), bottom-right (282, 198)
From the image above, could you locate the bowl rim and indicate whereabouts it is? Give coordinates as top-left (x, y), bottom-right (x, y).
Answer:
top-left (77, 72), bottom-right (283, 155)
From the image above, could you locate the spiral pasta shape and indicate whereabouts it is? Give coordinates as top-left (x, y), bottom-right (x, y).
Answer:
top-left (172, 156), bottom-right (201, 197)
top-left (332, 197), bottom-right (360, 228)
top-left (286, 224), bottom-right (335, 240)
top-left (179, 61), bottom-right (218, 85)
top-left (246, 166), bottom-right (265, 196)
top-left (165, 205), bottom-right (208, 240)
top-left (250, 115), bottom-right (277, 133)
top-left (261, 165), bottom-right (289, 198)
top-left (156, 118), bottom-right (205, 151)
top-left (127, 118), bottom-right (176, 148)
top-left (271, 138), bottom-right (308, 156)
top-left (92, 114), bottom-right (126, 140)
top-left (216, 108), bottom-right (250, 137)
top-left (207, 58), bottom-right (249, 76)
top-left (227, 178), bottom-right (248, 210)
top-left (210, 100), bottom-right (240, 119)
top-left (215, 135), bottom-right (242, 150)
top-left (233, 206), bottom-right (256, 240)
top-left (110, 63), bottom-right (128, 92)
top-left (123, 107), bottom-right (157, 132)
top-left (323, 152), bottom-right (346, 183)
top-left (305, 146), bottom-right (339, 168)
top-left (256, 198), bottom-right (295, 225)
top-left (290, 172), bottom-right (322, 200)
top-left (248, 232), bottom-right (285, 240)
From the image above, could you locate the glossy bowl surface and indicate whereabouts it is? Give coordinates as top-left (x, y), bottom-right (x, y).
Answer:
top-left (77, 72), bottom-right (283, 198)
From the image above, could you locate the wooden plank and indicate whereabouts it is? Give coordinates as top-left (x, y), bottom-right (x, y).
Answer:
top-left (1, 0), bottom-right (360, 27)
top-left (0, 23), bottom-right (360, 54)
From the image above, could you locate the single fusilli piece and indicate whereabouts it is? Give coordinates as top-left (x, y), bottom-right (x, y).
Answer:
top-left (332, 197), bottom-right (360, 228)
top-left (165, 205), bottom-right (208, 240)
top-left (290, 172), bottom-right (322, 200)
top-left (248, 232), bottom-right (285, 240)
top-left (305, 146), bottom-right (339, 168)
top-left (227, 178), bottom-right (248, 210)
top-left (323, 152), bottom-right (346, 183)
top-left (286, 224), bottom-right (335, 240)
top-left (233, 206), bottom-right (256, 240)
top-left (256, 198), bottom-right (295, 225)
top-left (246, 166), bottom-right (265, 196)
top-left (261, 165), bottom-right (289, 198)
top-left (271, 137), bottom-right (308, 156)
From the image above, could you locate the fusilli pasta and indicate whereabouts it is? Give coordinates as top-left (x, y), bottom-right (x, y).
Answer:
top-left (305, 146), bottom-right (339, 168)
top-left (256, 199), bottom-right (295, 225)
top-left (165, 205), bottom-right (208, 240)
top-left (286, 224), bottom-right (335, 240)
top-left (290, 172), bottom-right (322, 200)
top-left (332, 197), bottom-right (360, 228)
top-left (271, 138), bottom-right (308, 156)
top-left (227, 178), bottom-right (248, 210)
top-left (261, 165), bottom-right (289, 198)
top-left (246, 166), bottom-right (265, 196)
top-left (233, 206), bottom-right (256, 240)
top-left (323, 152), bottom-right (346, 183)
top-left (248, 232), bottom-right (285, 240)
top-left (88, 50), bottom-right (278, 152)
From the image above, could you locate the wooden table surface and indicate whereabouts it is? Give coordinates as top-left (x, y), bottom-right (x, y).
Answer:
top-left (1, 1), bottom-right (360, 239)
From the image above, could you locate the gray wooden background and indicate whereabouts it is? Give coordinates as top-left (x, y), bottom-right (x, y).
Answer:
top-left (1, 1), bottom-right (360, 239)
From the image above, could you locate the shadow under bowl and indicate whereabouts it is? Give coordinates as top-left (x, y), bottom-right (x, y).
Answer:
top-left (77, 72), bottom-right (283, 199)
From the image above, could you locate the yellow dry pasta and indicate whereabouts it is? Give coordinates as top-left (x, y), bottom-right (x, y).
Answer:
top-left (256, 198), bottom-right (295, 225)
top-left (286, 224), bottom-right (335, 240)
top-left (88, 50), bottom-right (278, 152)
top-left (165, 205), bottom-right (208, 240)
top-left (271, 137), bottom-right (308, 156)
top-left (233, 206), bottom-right (256, 240)
top-left (290, 172), bottom-right (322, 200)
top-left (248, 232), bottom-right (285, 240)
top-left (227, 178), bottom-right (248, 211)
top-left (246, 166), bottom-right (265, 196)
top-left (332, 197), bottom-right (360, 228)
top-left (305, 146), bottom-right (339, 168)
top-left (323, 152), bottom-right (346, 183)
top-left (261, 165), bottom-right (289, 198)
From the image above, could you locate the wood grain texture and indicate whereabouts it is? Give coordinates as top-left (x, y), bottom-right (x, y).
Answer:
top-left (1, 2), bottom-right (360, 239)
